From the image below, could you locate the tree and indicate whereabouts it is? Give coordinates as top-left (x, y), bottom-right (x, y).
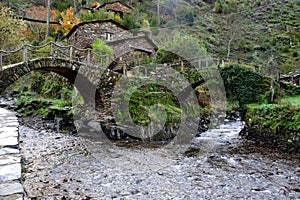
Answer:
top-left (154, 32), bottom-right (206, 63)
top-left (0, 3), bottom-right (27, 50)
top-left (46, 0), bottom-right (51, 38)
top-left (150, 16), bottom-right (159, 28)
top-left (213, 0), bottom-right (223, 14)
top-left (186, 11), bottom-right (194, 27)
top-left (59, 7), bottom-right (80, 34)
top-left (142, 19), bottom-right (150, 32)
top-left (115, 13), bottom-right (121, 23)
top-left (120, 13), bottom-right (140, 29)
top-left (79, 9), bottom-right (113, 22)
top-left (92, 38), bottom-right (114, 66)
top-left (92, 38), bottom-right (114, 57)
top-left (25, 6), bottom-right (58, 42)
top-left (214, 0), bottom-right (238, 14)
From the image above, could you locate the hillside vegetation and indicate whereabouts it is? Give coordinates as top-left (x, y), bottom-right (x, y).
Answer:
top-left (1, 0), bottom-right (299, 108)
top-left (1, 0), bottom-right (299, 73)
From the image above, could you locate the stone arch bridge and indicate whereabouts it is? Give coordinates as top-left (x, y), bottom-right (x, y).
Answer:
top-left (0, 42), bottom-right (220, 138)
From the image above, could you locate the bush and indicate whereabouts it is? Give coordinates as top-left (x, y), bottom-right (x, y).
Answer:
top-left (219, 64), bottom-right (270, 118)
top-left (92, 38), bottom-right (114, 57)
top-left (292, 51), bottom-right (299, 57)
top-left (79, 9), bottom-right (113, 22)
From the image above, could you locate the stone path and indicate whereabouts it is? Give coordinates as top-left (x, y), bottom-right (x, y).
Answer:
top-left (0, 108), bottom-right (24, 199)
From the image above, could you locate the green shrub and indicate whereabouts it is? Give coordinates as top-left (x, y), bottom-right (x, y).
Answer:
top-left (219, 63), bottom-right (270, 118)
top-left (292, 51), bottom-right (299, 57)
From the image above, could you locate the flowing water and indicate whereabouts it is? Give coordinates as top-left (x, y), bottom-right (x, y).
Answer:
top-left (17, 120), bottom-right (300, 199)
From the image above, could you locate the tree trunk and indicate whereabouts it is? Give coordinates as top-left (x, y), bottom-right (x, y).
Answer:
top-left (45, 0), bottom-right (51, 38)
top-left (74, 0), bottom-right (77, 14)
top-left (227, 37), bottom-right (233, 60)
top-left (157, 0), bottom-right (160, 26)
top-left (270, 79), bottom-right (275, 103)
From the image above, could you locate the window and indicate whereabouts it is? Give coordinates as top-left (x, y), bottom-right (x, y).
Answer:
top-left (105, 32), bottom-right (114, 41)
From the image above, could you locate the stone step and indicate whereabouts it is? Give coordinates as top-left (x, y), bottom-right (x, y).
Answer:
top-left (0, 108), bottom-right (24, 199)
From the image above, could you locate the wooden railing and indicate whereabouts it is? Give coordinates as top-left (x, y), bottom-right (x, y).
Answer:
top-left (0, 42), bottom-right (112, 71)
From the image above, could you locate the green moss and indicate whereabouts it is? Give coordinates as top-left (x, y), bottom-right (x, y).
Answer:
top-left (246, 99), bottom-right (300, 133)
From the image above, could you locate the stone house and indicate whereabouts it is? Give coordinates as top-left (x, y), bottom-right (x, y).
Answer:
top-left (80, 1), bottom-right (132, 18)
top-left (66, 19), bottom-right (158, 72)
top-left (99, 1), bottom-right (132, 18)
top-left (66, 19), bottom-right (133, 49)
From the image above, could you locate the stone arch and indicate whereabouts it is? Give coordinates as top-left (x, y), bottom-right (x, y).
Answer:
top-left (0, 57), bottom-right (100, 103)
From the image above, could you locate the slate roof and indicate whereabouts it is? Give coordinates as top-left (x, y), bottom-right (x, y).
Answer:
top-left (65, 19), bottom-right (129, 39)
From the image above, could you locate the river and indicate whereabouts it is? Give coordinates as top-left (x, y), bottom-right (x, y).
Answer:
top-left (17, 119), bottom-right (300, 199)
top-left (0, 95), bottom-right (299, 199)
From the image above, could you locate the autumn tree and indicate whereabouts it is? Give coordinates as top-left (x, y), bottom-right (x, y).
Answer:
top-left (25, 6), bottom-right (58, 41)
top-left (115, 13), bottom-right (121, 23)
top-left (59, 7), bottom-right (80, 34)
top-left (0, 3), bottom-right (27, 50)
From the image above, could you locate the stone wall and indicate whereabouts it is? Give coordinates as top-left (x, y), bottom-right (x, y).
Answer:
top-left (68, 21), bottom-right (133, 49)
top-left (107, 36), bottom-right (157, 58)
top-left (240, 105), bottom-right (300, 153)
top-left (280, 69), bottom-right (300, 86)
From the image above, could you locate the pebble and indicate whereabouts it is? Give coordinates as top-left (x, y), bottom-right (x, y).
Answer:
top-left (18, 120), bottom-right (300, 199)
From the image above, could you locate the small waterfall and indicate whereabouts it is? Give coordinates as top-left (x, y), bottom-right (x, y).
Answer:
top-left (191, 120), bottom-right (245, 155)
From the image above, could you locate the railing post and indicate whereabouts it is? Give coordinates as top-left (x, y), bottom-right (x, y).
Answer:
top-left (106, 54), bottom-right (109, 67)
top-left (50, 42), bottom-right (53, 57)
top-left (0, 51), bottom-right (2, 71)
top-left (87, 49), bottom-right (91, 65)
top-left (180, 61), bottom-right (184, 72)
top-left (23, 45), bottom-right (28, 63)
top-left (69, 46), bottom-right (73, 60)
top-left (123, 64), bottom-right (126, 76)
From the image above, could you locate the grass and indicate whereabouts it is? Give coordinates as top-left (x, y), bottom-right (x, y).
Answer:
top-left (279, 96), bottom-right (300, 106)
top-left (246, 95), bottom-right (300, 133)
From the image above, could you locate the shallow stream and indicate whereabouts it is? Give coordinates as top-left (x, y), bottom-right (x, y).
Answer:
top-left (18, 120), bottom-right (300, 199)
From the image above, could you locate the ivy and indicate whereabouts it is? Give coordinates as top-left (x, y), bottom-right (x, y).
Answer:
top-left (219, 63), bottom-right (270, 118)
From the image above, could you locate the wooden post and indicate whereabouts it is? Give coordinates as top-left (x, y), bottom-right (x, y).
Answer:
top-left (106, 54), bottom-right (109, 67)
top-left (123, 65), bottom-right (126, 76)
top-left (181, 61), bottom-right (184, 72)
top-left (23, 46), bottom-right (28, 63)
top-left (136, 67), bottom-right (139, 76)
top-left (87, 49), bottom-right (91, 65)
top-left (276, 67), bottom-right (280, 82)
top-left (69, 46), bottom-right (73, 60)
top-left (50, 42), bottom-right (53, 57)
top-left (0, 51), bottom-right (2, 71)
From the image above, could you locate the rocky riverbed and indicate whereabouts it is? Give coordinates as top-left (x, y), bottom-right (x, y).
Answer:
top-left (19, 121), bottom-right (300, 199)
